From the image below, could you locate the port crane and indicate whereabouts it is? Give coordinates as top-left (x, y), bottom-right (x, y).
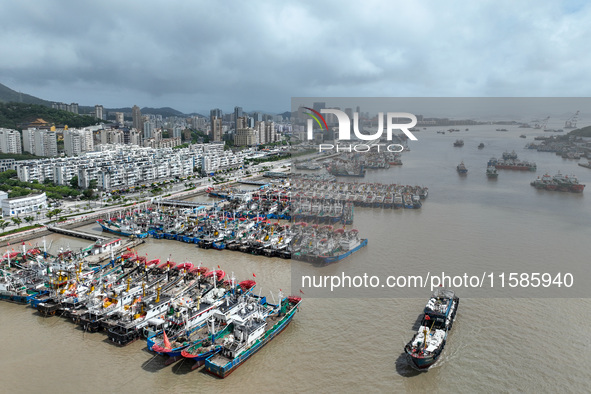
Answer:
top-left (564, 111), bottom-right (579, 129)
top-left (533, 116), bottom-right (550, 130)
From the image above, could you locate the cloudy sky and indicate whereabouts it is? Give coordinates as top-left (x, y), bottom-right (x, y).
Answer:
top-left (1, 0), bottom-right (589, 114)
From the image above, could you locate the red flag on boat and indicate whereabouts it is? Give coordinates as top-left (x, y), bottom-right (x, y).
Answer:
top-left (127, 247), bottom-right (131, 251)
top-left (253, 273), bottom-right (256, 278)
top-left (425, 315), bottom-right (430, 321)
top-left (300, 289), bottom-right (305, 295)
top-left (163, 330), bottom-right (172, 350)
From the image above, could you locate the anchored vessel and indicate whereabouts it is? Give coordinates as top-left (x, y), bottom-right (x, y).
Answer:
top-left (405, 288), bottom-right (459, 369)
top-left (530, 172), bottom-right (585, 193)
top-left (486, 166), bottom-right (498, 179)
top-left (456, 162), bottom-right (468, 174)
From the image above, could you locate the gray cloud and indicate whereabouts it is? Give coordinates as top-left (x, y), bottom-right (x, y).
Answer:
top-left (1, 0), bottom-right (590, 113)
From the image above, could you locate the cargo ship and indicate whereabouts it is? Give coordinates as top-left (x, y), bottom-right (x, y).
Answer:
top-left (405, 288), bottom-right (459, 369)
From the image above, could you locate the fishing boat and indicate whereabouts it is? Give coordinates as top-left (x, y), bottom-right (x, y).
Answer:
top-left (486, 166), bottom-right (498, 179)
top-left (530, 172), bottom-right (585, 193)
top-left (456, 162), bottom-right (468, 174)
top-left (204, 294), bottom-right (302, 378)
top-left (494, 159), bottom-right (536, 171)
top-left (502, 150), bottom-right (518, 160)
top-left (477, 143), bottom-right (484, 149)
top-left (404, 288), bottom-right (459, 369)
top-left (453, 139), bottom-right (464, 147)
top-left (97, 219), bottom-right (149, 239)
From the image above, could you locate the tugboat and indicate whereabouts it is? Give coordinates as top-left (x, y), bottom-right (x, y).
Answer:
top-left (456, 162), bottom-right (468, 174)
top-left (405, 288), bottom-right (459, 370)
top-left (486, 166), bottom-right (498, 179)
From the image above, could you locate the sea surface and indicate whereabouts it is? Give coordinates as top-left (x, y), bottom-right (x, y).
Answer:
top-left (2, 125), bottom-right (591, 393)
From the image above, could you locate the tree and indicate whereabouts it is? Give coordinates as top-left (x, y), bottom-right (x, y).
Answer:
top-left (11, 217), bottom-right (22, 228)
top-left (24, 216), bottom-right (35, 225)
top-left (88, 179), bottom-right (98, 190)
top-left (0, 220), bottom-right (9, 232)
top-left (69, 176), bottom-right (79, 189)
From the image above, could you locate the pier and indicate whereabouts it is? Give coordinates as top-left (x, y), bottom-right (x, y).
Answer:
top-left (46, 225), bottom-right (109, 242)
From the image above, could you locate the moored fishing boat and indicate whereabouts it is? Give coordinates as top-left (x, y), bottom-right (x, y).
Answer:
top-left (204, 294), bottom-right (302, 378)
top-left (97, 219), bottom-right (149, 238)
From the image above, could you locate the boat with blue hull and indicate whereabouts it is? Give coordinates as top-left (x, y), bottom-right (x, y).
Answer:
top-left (315, 238), bottom-right (368, 265)
top-left (97, 220), bottom-right (149, 239)
top-left (204, 295), bottom-right (302, 378)
top-left (295, 229), bottom-right (368, 266)
top-left (404, 288), bottom-right (459, 370)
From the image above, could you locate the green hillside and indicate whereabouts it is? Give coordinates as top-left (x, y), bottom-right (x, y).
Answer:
top-left (0, 102), bottom-right (100, 130)
top-left (0, 82), bottom-right (50, 106)
top-left (568, 125), bottom-right (591, 137)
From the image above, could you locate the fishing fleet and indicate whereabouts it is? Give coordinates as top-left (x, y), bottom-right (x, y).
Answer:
top-left (0, 244), bottom-right (300, 378)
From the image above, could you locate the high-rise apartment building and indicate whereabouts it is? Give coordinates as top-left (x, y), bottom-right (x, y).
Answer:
top-left (132, 105), bottom-right (143, 132)
top-left (234, 106), bottom-right (243, 132)
top-left (95, 105), bottom-right (104, 120)
top-left (33, 129), bottom-right (58, 157)
top-left (144, 121), bottom-right (153, 140)
top-left (115, 112), bottom-right (125, 125)
top-left (64, 129), bottom-right (94, 157)
top-left (0, 128), bottom-right (22, 154)
top-left (234, 128), bottom-right (257, 146)
top-left (211, 118), bottom-right (223, 142)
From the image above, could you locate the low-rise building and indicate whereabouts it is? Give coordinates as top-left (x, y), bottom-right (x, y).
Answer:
top-left (1, 192), bottom-right (47, 217)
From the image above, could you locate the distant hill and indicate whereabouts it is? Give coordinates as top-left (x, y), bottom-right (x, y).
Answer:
top-left (0, 82), bottom-right (51, 106)
top-left (99, 106), bottom-right (189, 118)
top-left (1, 82), bottom-right (192, 118)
